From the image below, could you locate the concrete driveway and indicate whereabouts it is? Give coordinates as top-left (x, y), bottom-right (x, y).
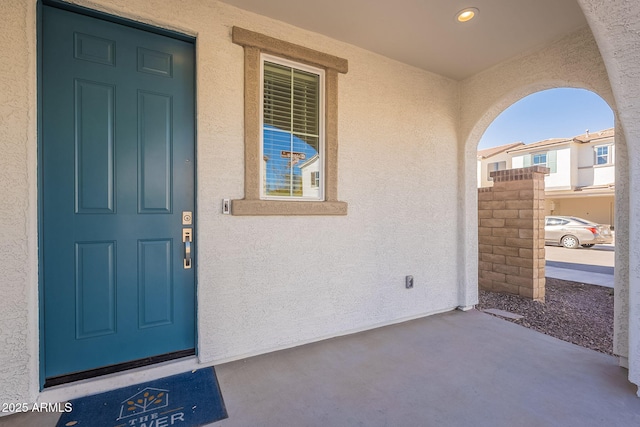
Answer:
top-left (545, 243), bottom-right (614, 287)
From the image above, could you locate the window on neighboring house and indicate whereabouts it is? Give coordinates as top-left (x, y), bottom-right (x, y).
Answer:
top-left (262, 56), bottom-right (323, 199)
top-left (524, 150), bottom-right (557, 173)
top-left (487, 161), bottom-right (506, 181)
top-left (532, 153), bottom-right (547, 166)
top-left (231, 27), bottom-right (348, 215)
top-left (595, 145), bottom-right (610, 165)
top-left (311, 171), bottom-right (320, 188)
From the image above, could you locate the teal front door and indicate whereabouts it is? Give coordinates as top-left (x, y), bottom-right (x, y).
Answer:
top-left (41, 5), bottom-right (196, 382)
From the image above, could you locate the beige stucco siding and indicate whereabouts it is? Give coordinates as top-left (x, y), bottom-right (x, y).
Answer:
top-left (0, 0), bottom-right (38, 402)
top-left (577, 0), bottom-right (640, 389)
top-left (190, 1), bottom-right (461, 364)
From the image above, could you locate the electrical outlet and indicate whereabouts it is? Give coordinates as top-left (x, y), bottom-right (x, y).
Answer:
top-left (405, 275), bottom-right (414, 289)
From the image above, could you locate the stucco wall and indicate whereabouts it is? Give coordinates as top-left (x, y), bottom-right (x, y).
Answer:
top-left (198, 2), bottom-right (458, 361)
top-left (590, 166), bottom-right (616, 187)
top-left (548, 196), bottom-right (614, 226)
top-left (577, 0), bottom-right (640, 391)
top-left (460, 26), bottom-right (615, 143)
top-left (0, 0), bottom-right (38, 403)
top-left (549, 148), bottom-right (572, 189)
top-left (0, 0), bottom-right (460, 402)
top-left (190, 1), bottom-right (460, 364)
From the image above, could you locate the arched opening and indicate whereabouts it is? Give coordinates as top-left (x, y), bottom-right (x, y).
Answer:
top-left (475, 87), bottom-right (616, 355)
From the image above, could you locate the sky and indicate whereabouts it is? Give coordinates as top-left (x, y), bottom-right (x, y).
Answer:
top-left (477, 88), bottom-right (614, 150)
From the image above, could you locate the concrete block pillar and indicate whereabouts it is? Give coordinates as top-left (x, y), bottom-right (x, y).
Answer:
top-left (478, 166), bottom-right (549, 301)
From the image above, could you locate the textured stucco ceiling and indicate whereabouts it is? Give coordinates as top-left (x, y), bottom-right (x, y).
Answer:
top-left (219, 0), bottom-right (587, 80)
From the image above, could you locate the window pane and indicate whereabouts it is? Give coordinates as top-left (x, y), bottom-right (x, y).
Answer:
top-left (264, 62), bottom-right (292, 132)
top-left (262, 59), bottom-right (321, 199)
top-left (292, 69), bottom-right (319, 137)
top-left (263, 128), bottom-right (295, 196)
top-left (533, 153), bottom-right (547, 165)
top-left (596, 146), bottom-right (608, 165)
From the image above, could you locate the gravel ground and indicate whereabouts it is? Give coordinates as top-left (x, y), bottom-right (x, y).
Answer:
top-left (477, 277), bottom-right (614, 355)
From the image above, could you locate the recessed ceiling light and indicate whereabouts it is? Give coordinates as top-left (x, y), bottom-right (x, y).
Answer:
top-left (456, 7), bottom-right (479, 23)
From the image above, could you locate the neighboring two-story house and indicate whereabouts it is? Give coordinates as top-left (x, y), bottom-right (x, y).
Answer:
top-left (300, 154), bottom-right (321, 199)
top-left (477, 142), bottom-right (525, 188)
top-left (479, 128), bottom-right (615, 226)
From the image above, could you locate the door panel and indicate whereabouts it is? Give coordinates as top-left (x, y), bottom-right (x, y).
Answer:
top-left (75, 241), bottom-right (116, 338)
top-left (138, 239), bottom-right (174, 328)
top-left (42, 6), bottom-right (195, 380)
top-left (138, 91), bottom-right (173, 213)
top-left (74, 79), bottom-right (116, 213)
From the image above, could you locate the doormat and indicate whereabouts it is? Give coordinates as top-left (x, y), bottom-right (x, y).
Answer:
top-left (56, 368), bottom-right (227, 427)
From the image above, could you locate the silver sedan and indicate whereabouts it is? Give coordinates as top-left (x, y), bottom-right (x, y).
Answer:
top-left (545, 216), bottom-right (614, 249)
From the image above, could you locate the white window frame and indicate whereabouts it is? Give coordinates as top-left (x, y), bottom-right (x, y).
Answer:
top-left (260, 54), bottom-right (325, 201)
top-left (532, 152), bottom-right (547, 166)
top-left (594, 145), bottom-right (611, 165)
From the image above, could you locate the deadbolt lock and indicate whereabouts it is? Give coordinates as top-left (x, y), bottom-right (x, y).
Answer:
top-left (182, 211), bottom-right (193, 225)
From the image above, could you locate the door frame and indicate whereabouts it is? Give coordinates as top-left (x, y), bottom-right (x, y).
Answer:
top-left (37, 0), bottom-right (198, 389)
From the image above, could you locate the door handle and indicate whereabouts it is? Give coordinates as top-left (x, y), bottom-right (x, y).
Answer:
top-left (183, 228), bottom-right (193, 269)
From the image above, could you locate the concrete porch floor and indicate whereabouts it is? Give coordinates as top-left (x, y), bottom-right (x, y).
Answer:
top-left (3, 309), bottom-right (640, 426)
top-left (212, 309), bottom-right (640, 427)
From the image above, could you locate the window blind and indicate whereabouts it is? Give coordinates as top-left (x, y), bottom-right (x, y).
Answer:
top-left (262, 60), bottom-right (322, 198)
top-left (264, 61), bottom-right (319, 149)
